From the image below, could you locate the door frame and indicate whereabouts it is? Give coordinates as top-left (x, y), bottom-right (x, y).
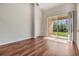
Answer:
top-left (47, 12), bottom-right (74, 42)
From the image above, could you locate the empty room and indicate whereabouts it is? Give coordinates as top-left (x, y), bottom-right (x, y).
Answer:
top-left (0, 3), bottom-right (79, 56)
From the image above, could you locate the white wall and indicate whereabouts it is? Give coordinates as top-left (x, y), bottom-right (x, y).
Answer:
top-left (34, 4), bottom-right (42, 38)
top-left (77, 3), bottom-right (79, 48)
top-left (0, 3), bottom-right (33, 45)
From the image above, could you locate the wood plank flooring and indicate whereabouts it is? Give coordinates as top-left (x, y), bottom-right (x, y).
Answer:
top-left (0, 37), bottom-right (79, 56)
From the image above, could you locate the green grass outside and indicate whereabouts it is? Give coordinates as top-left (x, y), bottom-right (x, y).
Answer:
top-left (51, 32), bottom-right (68, 37)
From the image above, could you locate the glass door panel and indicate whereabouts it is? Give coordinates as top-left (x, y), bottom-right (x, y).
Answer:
top-left (48, 12), bottom-right (73, 41)
top-left (57, 19), bottom-right (68, 40)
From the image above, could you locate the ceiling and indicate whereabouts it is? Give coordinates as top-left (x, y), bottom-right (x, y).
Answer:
top-left (38, 3), bottom-right (62, 10)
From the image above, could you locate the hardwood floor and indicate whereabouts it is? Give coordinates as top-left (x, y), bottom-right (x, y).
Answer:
top-left (0, 37), bottom-right (79, 56)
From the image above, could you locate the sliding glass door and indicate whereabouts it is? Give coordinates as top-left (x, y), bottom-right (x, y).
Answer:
top-left (48, 12), bottom-right (73, 41)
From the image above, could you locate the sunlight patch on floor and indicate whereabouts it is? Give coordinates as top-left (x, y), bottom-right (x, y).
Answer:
top-left (44, 37), bottom-right (68, 43)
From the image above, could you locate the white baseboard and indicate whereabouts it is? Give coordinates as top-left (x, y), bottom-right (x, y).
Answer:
top-left (0, 37), bottom-right (33, 45)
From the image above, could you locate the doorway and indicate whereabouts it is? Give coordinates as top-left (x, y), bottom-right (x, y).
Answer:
top-left (47, 12), bottom-right (73, 42)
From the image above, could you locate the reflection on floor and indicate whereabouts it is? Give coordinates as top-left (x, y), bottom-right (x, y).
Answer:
top-left (0, 36), bottom-right (78, 56)
top-left (44, 37), bottom-right (68, 43)
top-left (50, 35), bottom-right (68, 40)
